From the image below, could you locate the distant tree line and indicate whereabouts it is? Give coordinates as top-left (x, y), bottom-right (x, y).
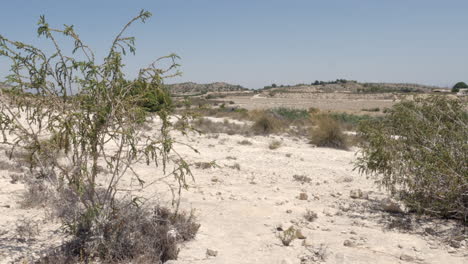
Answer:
top-left (262, 79), bottom-right (356, 89)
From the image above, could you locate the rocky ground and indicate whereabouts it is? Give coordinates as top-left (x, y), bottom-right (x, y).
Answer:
top-left (0, 117), bottom-right (466, 264)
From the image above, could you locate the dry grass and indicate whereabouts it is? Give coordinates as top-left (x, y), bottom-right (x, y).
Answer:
top-left (237, 139), bottom-right (253, 145)
top-left (293, 174), bottom-right (311, 184)
top-left (268, 140), bottom-right (282, 150)
top-left (37, 202), bottom-right (200, 264)
top-left (309, 115), bottom-right (348, 150)
top-left (304, 209), bottom-right (318, 222)
top-left (192, 117), bottom-right (250, 135)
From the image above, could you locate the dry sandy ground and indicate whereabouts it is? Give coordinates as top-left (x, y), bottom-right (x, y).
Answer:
top-left (220, 93), bottom-right (397, 113)
top-left (0, 117), bottom-right (467, 264)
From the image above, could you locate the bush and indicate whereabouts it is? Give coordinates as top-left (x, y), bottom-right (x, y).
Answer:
top-left (251, 113), bottom-right (284, 135)
top-left (0, 11), bottom-right (196, 262)
top-left (271, 107), bottom-right (309, 121)
top-left (309, 116), bottom-right (348, 150)
top-left (268, 140), bottom-right (282, 150)
top-left (38, 199), bottom-right (199, 263)
top-left (356, 96), bottom-right (468, 221)
top-left (452, 82), bottom-right (468, 93)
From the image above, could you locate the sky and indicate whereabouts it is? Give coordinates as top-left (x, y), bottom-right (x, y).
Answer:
top-left (1, 0), bottom-right (467, 89)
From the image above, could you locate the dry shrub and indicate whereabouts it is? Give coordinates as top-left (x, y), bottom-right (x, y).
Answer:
top-left (192, 117), bottom-right (249, 135)
top-left (277, 226), bottom-right (296, 246)
top-left (37, 200), bottom-right (199, 264)
top-left (0, 159), bottom-right (23, 173)
top-left (229, 163), bottom-right (241, 170)
top-left (250, 112), bottom-right (285, 135)
top-left (303, 209), bottom-right (318, 222)
top-left (293, 174), bottom-right (311, 184)
top-left (20, 178), bottom-right (52, 208)
top-left (268, 140), bottom-right (282, 150)
top-left (194, 161), bottom-right (217, 169)
top-left (309, 115), bottom-right (348, 150)
top-left (237, 139), bottom-right (252, 145)
top-left (15, 219), bottom-right (40, 242)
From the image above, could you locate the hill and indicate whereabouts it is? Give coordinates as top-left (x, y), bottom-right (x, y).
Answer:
top-left (261, 80), bottom-right (443, 94)
top-left (166, 82), bottom-right (249, 95)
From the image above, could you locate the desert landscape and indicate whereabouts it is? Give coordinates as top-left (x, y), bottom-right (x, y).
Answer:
top-left (0, 3), bottom-right (467, 264)
top-left (0, 89), bottom-right (466, 263)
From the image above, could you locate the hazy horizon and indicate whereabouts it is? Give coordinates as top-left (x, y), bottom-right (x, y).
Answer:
top-left (1, 0), bottom-right (467, 89)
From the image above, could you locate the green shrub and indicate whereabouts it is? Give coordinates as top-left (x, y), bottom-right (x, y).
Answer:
top-left (271, 107), bottom-right (309, 121)
top-left (328, 112), bottom-right (381, 130)
top-left (0, 11), bottom-right (197, 263)
top-left (356, 96), bottom-right (468, 221)
top-left (309, 116), bottom-right (348, 150)
top-left (452, 82), bottom-right (468, 93)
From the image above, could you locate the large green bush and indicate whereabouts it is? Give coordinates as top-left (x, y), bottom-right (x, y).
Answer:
top-left (356, 96), bottom-right (467, 221)
top-left (452, 81), bottom-right (468, 93)
top-left (0, 10), bottom-right (197, 262)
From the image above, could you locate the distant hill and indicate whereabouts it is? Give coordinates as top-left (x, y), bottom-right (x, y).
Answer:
top-left (166, 82), bottom-right (249, 95)
top-left (261, 80), bottom-right (443, 94)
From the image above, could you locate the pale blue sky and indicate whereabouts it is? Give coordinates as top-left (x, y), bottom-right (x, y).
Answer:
top-left (1, 0), bottom-right (467, 88)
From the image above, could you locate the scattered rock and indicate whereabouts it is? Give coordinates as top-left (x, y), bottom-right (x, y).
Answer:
top-left (206, 249), bottom-right (218, 257)
top-left (286, 209), bottom-right (292, 214)
top-left (343, 240), bottom-right (357, 247)
top-left (400, 254), bottom-right (414, 262)
top-left (298, 192), bottom-right (308, 200)
top-left (296, 229), bottom-right (306, 239)
top-left (211, 177), bottom-right (219, 183)
top-left (349, 189), bottom-right (368, 199)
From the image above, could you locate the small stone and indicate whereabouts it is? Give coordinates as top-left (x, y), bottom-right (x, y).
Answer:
top-left (350, 189), bottom-right (363, 199)
top-left (281, 259), bottom-right (292, 264)
top-left (206, 249), bottom-right (218, 257)
top-left (295, 229), bottom-right (306, 239)
top-left (211, 177), bottom-right (219, 182)
top-left (400, 254), bottom-right (414, 261)
top-left (343, 240), bottom-right (357, 247)
top-left (286, 209), bottom-right (292, 214)
top-left (298, 192), bottom-right (308, 200)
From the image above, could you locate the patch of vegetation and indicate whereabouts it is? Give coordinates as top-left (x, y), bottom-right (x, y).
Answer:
top-left (361, 107), bottom-right (380, 112)
top-left (309, 116), bottom-right (348, 150)
top-left (271, 107), bottom-right (310, 121)
top-left (452, 81), bottom-right (468, 93)
top-left (303, 210), bottom-right (318, 222)
top-left (268, 140), bottom-right (282, 150)
top-left (356, 96), bottom-right (468, 222)
top-left (0, 11), bottom-right (198, 263)
top-left (238, 139), bottom-right (253, 145)
top-left (293, 174), bottom-right (311, 184)
top-left (277, 226), bottom-right (297, 246)
top-left (328, 112), bottom-right (381, 130)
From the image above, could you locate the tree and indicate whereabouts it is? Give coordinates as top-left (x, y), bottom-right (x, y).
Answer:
top-left (356, 96), bottom-right (467, 222)
top-left (452, 82), bottom-right (468, 93)
top-left (271, 83), bottom-right (277, 88)
top-left (0, 10), bottom-right (197, 261)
